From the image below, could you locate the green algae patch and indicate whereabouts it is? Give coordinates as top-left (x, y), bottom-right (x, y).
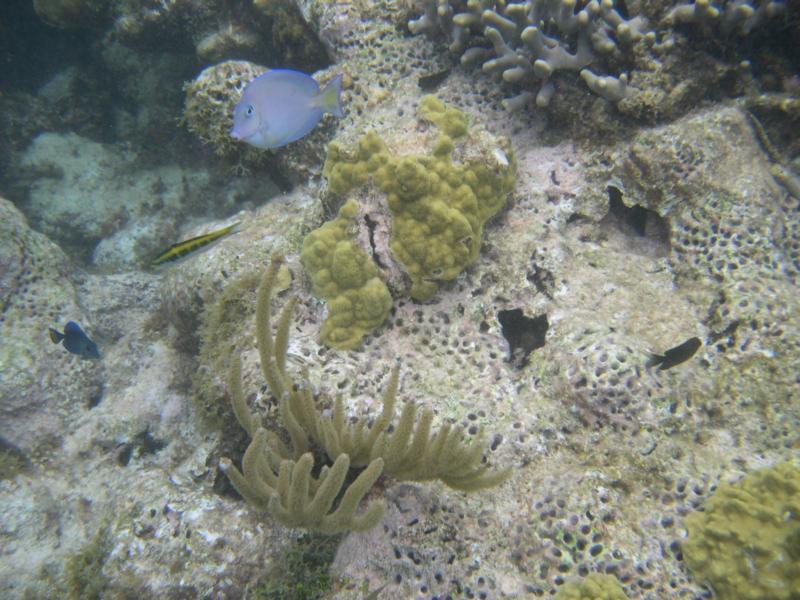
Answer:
top-left (250, 533), bottom-right (339, 600)
top-left (322, 95), bottom-right (516, 302)
top-left (683, 461), bottom-right (800, 600)
top-left (0, 445), bottom-right (28, 480)
top-left (554, 573), bottom-right (629, 599)
top-left (192, 270), bottom-right (261, 425)
top-left (63, 527), bottom-right (112, 600)
top-left (300, 199), bottom-right (393, 349)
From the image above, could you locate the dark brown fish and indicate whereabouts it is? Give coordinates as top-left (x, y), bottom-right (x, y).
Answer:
top-left (649, 337), bottom-right (702, 370)
top-left (418, 69), bottom-right (451, 91)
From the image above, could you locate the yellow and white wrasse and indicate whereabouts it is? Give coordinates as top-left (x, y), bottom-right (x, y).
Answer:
top-left (151, 222), bottom-right (239, 267)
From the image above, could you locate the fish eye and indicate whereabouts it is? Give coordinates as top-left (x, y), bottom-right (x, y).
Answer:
top-left (246, 104), bottom-right (254, 117)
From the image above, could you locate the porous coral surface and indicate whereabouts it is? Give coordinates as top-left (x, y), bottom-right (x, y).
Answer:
top-left (0, 1), bottom-right (798, 599)
top-left (0, 198), bottom-right (103, 459)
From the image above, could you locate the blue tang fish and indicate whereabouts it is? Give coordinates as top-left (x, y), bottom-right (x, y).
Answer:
top-left (230, 69), bottom-right (344, 149)
top-left (49, 321), bottom-right (100, 359)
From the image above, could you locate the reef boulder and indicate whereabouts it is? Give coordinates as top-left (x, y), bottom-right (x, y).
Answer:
top-left (0, 197), bottom-right (102, 460)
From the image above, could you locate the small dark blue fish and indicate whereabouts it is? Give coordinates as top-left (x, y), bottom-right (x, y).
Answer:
top-left (49, 321), bottom-right (100, 359)
top-left (648, 336), bottom-right (701, 370)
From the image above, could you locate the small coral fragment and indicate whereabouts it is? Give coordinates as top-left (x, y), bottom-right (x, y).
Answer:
top-left (580, 70), bottom-right (632, 103)
top-left (554, 573), bottom-right (629, 600)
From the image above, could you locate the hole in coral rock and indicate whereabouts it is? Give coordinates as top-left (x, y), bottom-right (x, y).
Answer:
top-left (601, 186), bottom-right (671, 257)
top-left (497, 308), bottom-right (548, 369)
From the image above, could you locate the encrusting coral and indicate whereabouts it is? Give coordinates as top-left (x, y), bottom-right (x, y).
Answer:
top-left (553, 573), bottom-right (629, 599)
top-left (220, 254), bottom-right (509, 533)
top-left (298, 95), bottom-right (514, 349)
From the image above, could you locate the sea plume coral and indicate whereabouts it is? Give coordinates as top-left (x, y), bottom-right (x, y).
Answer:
top-left (220, 254), bottom-right (509, 533)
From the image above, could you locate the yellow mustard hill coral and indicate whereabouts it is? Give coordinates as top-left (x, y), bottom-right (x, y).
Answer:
top-left (323, 95), bottom-right (516, 301)
top-left (553, 573), bottom-right (629, 600)
top-left (683, 460), bottom-right (800, 600)
top-left (300, 199), bottom-right (393, 349)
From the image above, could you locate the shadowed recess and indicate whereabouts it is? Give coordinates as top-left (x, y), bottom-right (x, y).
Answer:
top-left (603, 185), bottom-right (671, 257)
top-left (498, 309), bottom-right (548, 369)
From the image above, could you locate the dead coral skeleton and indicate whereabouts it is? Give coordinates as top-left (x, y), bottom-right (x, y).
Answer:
top-left (220, 254), bottom-right (509, 533)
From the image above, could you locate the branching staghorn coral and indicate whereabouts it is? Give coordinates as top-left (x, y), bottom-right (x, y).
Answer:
top-left (409, 0), bottom-right (655, 107)
top-left (410, 1), bottom-right (791, 109)
top-left (220, 254), bottom-right (509, 533)
top-left (664, 0), bottom-right (788, 35)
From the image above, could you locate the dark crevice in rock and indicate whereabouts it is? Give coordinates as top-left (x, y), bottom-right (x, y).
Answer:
top-left (527, 250), bottom-right (555, 299)
top-left (364, 213), bottom-right (387, 270)
top-left (498, 309), bottom-right (548, 369)
top-left (602, 186), bottom-right (671, 257)
top-left (608, 185), bottom-right (649, 236)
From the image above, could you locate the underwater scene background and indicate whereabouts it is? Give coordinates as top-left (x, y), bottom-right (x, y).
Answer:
top-left (1, 1), bottom-right (798, 599)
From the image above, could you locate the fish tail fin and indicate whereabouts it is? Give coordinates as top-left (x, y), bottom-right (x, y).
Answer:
top-left (49, 328), bottom-right (64, 344)
top-left (317, 73), bottom-right (344, 118)
top-left (226, 221), bottom-right (241, 236)
top-left (646, 353), bottom-right (664, 369)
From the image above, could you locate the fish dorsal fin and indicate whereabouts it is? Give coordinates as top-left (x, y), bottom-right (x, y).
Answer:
top-left (248, 69), bottom-right (319, 100)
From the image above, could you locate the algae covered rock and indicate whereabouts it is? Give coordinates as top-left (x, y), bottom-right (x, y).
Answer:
top-left (19, 132), bottom-right (211, 266)
top-left (33, 0), bottom-right (108, 29)
top-left (683, 461), bottom-right (800, 600)
top-left (183, 60), bottom-right (266, 159)
top-left (0, 197), bottom-right (102, 459)
top-left (554, 573), bottom-right (629, 600)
